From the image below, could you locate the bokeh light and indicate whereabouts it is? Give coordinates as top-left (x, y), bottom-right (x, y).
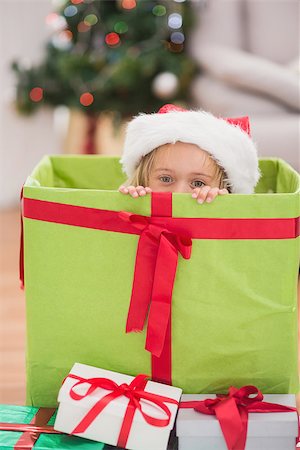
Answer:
top-left (52, 29), bottom-right (73, 50)
top-left (171, 31), bottom-right (185, 44)
top-left (152, 5), bottom-right (166, 16)
top-left (122, 0), bottom-right (136, 10)
top-left (60, 30), bottom-right (73, 41)
top-left (105, 32), bottom-right (120, 46)
top-left (71, 0), bottom-right (83, 4)
top-left (84, 14), bottom-right (98, 26)
top-left (114, 21), bottom-right (128, 34)
top-left (80, 92), bottom-right (94, 106)
top-left (64, 5), bottom-right (78, 17)
top-left (78, 21), bottom-right (91, 32)
top-left (168, 13), bottom-right (182, 29)
top-left (45, 13), bottom-right (67, 31)
top-left (46, 13), bottom-right (58, 25)
top-left (29, 87), bottom-right (43, 102)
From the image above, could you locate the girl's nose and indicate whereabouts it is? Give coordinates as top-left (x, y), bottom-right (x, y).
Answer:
top-left (171, 181), bottom-right (190, 193)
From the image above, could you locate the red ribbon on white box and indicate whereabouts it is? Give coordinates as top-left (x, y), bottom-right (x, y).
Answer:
top-left (67, 373), bottom-right (179, 448)
top-left (179, 385), bottom-right (297, 450)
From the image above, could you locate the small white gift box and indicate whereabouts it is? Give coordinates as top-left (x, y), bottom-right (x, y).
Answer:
top-left (177, 393), bottom-right (298, 450)
top-left (54, 363), bottom-right (182, 450)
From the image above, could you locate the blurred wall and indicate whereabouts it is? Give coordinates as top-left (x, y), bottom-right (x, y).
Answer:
top-left (0, 1), bottom-right (61, 210)
top-left (190, 0), bottom-right (300, 171)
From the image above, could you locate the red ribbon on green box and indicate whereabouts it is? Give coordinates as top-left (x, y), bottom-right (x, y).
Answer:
top-left (179, 385), bottom-right (297, 450)
top-left (0, 404), bottom-right (106, 449)
top-left (0, 407), bottom-right (59, 449)
top-left (119, 208), bottom-right (192, 358)
top-left (20, 191), bottom-right (300, 385)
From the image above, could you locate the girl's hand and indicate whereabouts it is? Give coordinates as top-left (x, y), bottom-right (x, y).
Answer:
top-left (119, 185), bottom-right (152, 198)
top-left (192, 186), bottom-right (229, 204)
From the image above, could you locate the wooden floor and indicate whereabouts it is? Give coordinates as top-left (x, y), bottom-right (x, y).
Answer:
top-left (0, 208), bottom-right (26, 404)
top-left (1, 208), bottom-right (299, 409)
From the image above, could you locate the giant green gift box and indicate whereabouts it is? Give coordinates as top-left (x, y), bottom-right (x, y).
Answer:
top-left (22, 156), bottom-right (300, 407)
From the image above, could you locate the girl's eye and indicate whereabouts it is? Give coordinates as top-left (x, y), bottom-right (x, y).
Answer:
top-left (160, 176), bottom-right (173, 183)
top-left (191, 180), bottom-right (205, 188)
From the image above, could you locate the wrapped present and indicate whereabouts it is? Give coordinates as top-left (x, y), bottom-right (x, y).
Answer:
top-left (54, 363), bottom-right (182, 450)
top-left (177, 388), bottom-right (298, 450)
top-left (0, 404), bottom-right (104, 449)
top-left (21, 155), bottom-right (300, 406)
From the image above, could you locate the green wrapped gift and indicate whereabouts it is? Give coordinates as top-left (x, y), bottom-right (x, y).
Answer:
top-left (0, 404), bottom-right (104, 449)
top-left (21, 156), bottom-right (300, 407)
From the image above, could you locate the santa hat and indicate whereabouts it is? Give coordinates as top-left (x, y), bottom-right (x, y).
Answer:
top-left (120, 104), bottom-right (260, 194)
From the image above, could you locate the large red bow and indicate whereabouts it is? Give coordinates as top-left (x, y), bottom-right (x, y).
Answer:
top-left (180, 385), bottom-right (297, 450)
top-left (68, 373), bottom-right (178, 448)
top-left (119, 211), bottom-right (192, 358)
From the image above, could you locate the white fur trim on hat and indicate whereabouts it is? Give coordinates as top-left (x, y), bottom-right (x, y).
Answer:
top-left (120, 109), bottom-right (260, 194)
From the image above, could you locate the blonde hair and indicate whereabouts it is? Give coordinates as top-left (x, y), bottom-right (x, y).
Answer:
top-left (126, 147), bottom-right (231, 192)
top-left (126, 149), bottom-right (158, 187)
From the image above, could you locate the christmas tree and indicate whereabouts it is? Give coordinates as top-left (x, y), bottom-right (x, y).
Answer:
top-left (12, 0), bottom-right (197, 118)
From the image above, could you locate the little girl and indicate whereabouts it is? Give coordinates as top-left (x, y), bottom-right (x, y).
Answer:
top-left (119, 104), bottom-right (260, 201)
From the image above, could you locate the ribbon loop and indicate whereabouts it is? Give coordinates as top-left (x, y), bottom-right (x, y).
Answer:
top-left (118, 383), bottom-right (132, 397)
top-left (69, 377), bottom-right (118, 401)
top-left (119, 210), bottom-right (192, 358)
top-left (119, 211), bottom-right (149, 230)
top-left (231, 385), bottom-right (263, 406)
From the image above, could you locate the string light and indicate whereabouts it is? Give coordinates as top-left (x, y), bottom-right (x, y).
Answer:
top-left (52, 30), bottom-right (73, 50)
top-left (80, 92), bottom-right (94, 106)
top-left (105, 32), bottom-right (120, 46)
top-left (29, 87), bottom-right (43, 102)
top-left (45, 13), bottom-right (59, 25)
top-left (171, 31), bottom-right (185, 44)
top-left (114, 21), bottom-right (128, 34)
top-left (122, 0), bottom-right (136, 10)
top-left (64, 5), bottom-right (78, 17)
top-left (84, 14), bottom-right (98, 26)
top-left (168, 13), bottom-right (182, 29)
top-left (152, 5), bottom-right (166, 16)
top-left (78, 21), bottom-right (91, 32)
top-left (61, 30), bottom-right (73, 40)
top-left (45, 13), bottom-right (67, 32)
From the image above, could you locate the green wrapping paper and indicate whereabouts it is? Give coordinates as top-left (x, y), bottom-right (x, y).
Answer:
top-left (22, 156), bottom-right (300, 407)
top-left (0, 404), bottom-right (104, 449)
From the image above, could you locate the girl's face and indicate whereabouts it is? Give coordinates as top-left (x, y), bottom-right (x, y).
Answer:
top-left (148, 142), bottom-right (223, 193)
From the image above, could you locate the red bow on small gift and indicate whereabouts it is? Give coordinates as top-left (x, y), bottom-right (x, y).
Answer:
top-left (180, 385), bottom-right (297, 450)
top-left (68, 373), bottom-right (179, 448)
